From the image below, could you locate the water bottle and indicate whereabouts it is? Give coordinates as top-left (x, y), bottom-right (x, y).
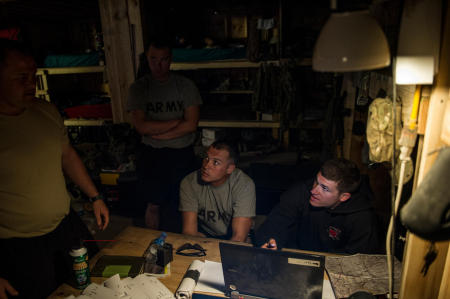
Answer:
top-left (150, 232), bottom-right (167, 255)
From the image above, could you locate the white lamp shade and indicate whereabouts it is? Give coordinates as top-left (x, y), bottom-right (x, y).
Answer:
top-left (312, 10), bottom-right (391, 72)
top-left (395, 56), bottom-right (434, 85)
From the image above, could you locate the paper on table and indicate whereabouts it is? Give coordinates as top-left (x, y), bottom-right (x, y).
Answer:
top-left (194, 260), bottom-right (225, 294)
top-left (66, 273), bottom-right (173, 299)
top-left (131, 274), bottom-right (174, 299)
top-left (82, 283), bottom-right (120, 299)
top-left (176, 260), bottom-right (205, 299)
top-left (322, 278), bottom-right (336, 299)
top-left (122, 279), bottom-right (149, 298)
top-left (103, 274), bottom-right (125, 296)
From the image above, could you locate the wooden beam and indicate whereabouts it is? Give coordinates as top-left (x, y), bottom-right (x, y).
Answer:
top-left (440, 97), bottom-right (450, 145)
top-left (127, 0), bottom-right (144, 74)
top-left (417, 94), bottom-right (430, 135)
top-left (170, 59), bottom-right (279, 70)
top-left (37, 66), bottom-right (105, 75)
top-left (401, 237), bottom-right (449, 299)
top-left (64, 119), bottom-right (112, 126)
top-left (438, 248), bottom-right (450, 299)
top-left (99, 0), bottom-right (143, 123)
top-left (198, 120), bottom-right (280, 128)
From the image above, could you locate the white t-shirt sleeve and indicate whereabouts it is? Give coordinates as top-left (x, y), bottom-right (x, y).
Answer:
top-left (179, 173), bottom-right (199, 212)
top-left (232, 175), bottom-right (256, 218)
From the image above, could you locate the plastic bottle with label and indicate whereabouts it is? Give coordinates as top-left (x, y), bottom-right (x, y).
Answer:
top-left (69, 244), bottom-right (90, 289)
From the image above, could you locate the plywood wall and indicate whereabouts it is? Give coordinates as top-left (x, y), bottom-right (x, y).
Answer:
top-left (399, 2), bottom-right (450, 298)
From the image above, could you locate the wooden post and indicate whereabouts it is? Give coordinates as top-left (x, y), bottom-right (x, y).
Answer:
top-left (438, 248), bottom-right (450, 299)
top-left (99, 0), bottom-right (144, 123)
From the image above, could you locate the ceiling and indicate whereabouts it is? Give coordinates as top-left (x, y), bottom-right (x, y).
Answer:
top-left (0, 0), bottom-right (100, 24)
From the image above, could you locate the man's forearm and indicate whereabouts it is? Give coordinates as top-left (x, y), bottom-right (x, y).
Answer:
top-left (230, 217), bottom-right (252, 242)
top-left (230, 233), bottom-right (248, 242)
top-left (151, 119), bottom-right (198, 140)
top-left (135, 119), bottom-right (180, 136)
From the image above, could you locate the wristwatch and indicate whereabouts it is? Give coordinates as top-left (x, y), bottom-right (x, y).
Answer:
top-left (88, 194), bottom-right (104, 203)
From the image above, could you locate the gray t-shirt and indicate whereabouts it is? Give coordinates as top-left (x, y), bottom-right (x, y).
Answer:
top-left (179, 169), bottom-right (256, 237)
top-left (127, 73), bottom-right (202, 148)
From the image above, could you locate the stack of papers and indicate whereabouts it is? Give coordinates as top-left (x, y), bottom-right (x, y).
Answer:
top-left (194, 260), bottom-right (225, 294)
top-left (65, 274), bottom-right (173, 299)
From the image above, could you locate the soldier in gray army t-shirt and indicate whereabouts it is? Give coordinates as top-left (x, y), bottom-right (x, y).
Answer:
top-left (179, 140), bottom-right (256, 241)
top-left (127, 37), bottom-right (201, 232)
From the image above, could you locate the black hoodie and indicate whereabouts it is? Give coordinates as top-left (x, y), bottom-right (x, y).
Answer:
top-left (255, 178), bottom-right (381, 254)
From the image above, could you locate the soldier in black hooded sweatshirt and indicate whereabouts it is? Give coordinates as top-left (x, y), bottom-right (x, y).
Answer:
top-left (255, 158), bottom-right (380, 254)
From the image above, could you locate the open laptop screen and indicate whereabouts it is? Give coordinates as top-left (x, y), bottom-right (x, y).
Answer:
top-left (219, 243), bottom-right (325, 299)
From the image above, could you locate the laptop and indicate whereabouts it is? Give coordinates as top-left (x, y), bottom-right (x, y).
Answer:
top-left (219, 243), bottom-right (325, 299)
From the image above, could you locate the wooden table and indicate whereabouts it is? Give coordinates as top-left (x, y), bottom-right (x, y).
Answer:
top-left (49, 226), bottom-right (238, 298)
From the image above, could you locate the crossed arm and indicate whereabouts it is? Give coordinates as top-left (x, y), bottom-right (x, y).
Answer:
top-left (181, 211), bottom-right (252, 242)
top-left (131, 105), bottom-right (200, 139)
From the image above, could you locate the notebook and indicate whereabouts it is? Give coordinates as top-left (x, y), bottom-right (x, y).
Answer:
top-left (91, 255), bottom-right (145, 278)
top-left (219, 243), bottom-right (325, 299)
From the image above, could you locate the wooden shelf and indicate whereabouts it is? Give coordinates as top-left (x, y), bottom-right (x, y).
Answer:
top-left (37, 65), bottom-right (105, 75)
top-left (291, 120), bottom-right (324, 129)
top-left (170, 59), bottom-right (279, 70)
top-left (64, 118), bottom-right (112, 126)
top-left (64, 119), bottom-right (279, 128)
top-left (170, 58), bottom-right (312, 71)
top-left (198, 120), bottom-right (280, 128)
top-left (36, 66), bottom-right (111, 125)
top-left (208, 90), bottom-right (254, 94)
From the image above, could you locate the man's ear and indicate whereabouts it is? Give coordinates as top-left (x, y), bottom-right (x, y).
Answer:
top-left (226, 163), bottom-right (236, 175)
top-left (339, 192), bottom-right (351, 202)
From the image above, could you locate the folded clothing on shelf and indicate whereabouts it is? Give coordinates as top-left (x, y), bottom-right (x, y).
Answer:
top-left (64, 103), bottom-right (112, 119)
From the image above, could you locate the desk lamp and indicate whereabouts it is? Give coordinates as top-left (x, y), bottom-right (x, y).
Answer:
top-left (312, 10), bottom-right (390, 72)
top-left (311, 4), bottom-right (391, 159)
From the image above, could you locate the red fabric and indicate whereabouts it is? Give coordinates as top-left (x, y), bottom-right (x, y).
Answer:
top-left (64, 103), bottom-right (112, 118)
top-left (0, 28), bottom-right (20, 40)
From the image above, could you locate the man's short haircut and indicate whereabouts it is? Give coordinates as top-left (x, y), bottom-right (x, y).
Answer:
top-left (320, 158), bottom-right (361, 194)
top-left (0, 38), bottom-right (32, 67)
top-left (147, 36), bottom-right (173, 52)
top-left (210, 140), bottom-right (239, 165)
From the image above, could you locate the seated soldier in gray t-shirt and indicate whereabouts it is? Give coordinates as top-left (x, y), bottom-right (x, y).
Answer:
top-left (179, 140), bottom-right (256, 242)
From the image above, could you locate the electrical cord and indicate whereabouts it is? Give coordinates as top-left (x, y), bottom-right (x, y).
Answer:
top-left (386, 80), bottom-right (421, 298)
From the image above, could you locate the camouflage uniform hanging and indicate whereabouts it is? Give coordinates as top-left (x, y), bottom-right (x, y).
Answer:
top-left (252, 60), bottom-right (296, 129)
